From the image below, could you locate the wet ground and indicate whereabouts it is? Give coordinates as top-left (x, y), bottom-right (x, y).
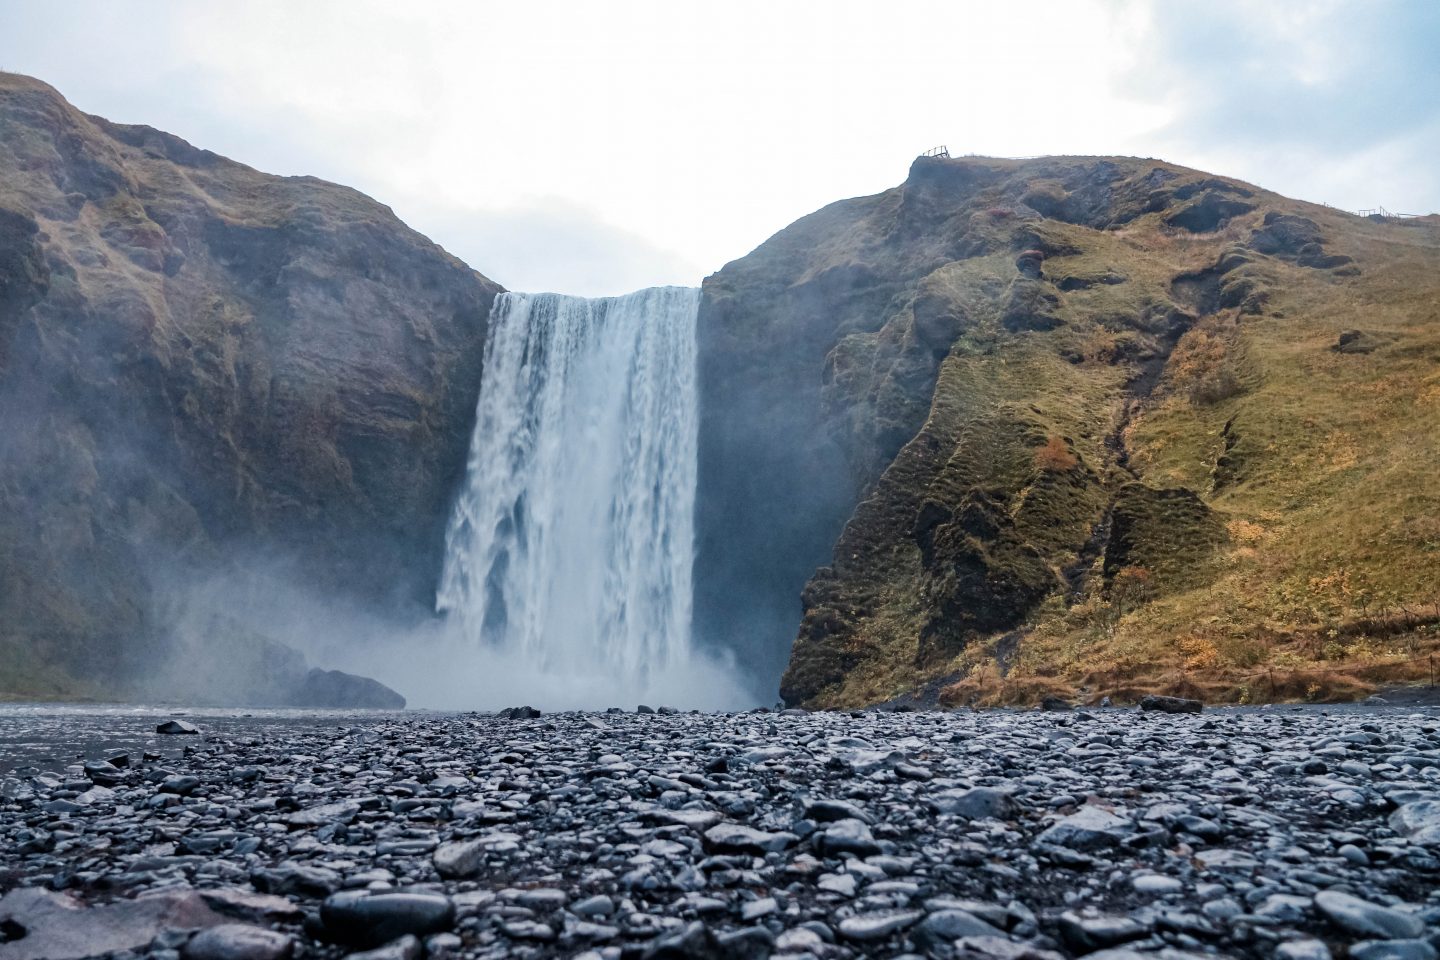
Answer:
top-left (1, 701), bottom-right (1438, 960)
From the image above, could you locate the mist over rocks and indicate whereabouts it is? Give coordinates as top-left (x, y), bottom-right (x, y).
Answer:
top-left (3, 705), bottom-right (1439, 960)
top-left (0, 72), bottom-right (500, 699)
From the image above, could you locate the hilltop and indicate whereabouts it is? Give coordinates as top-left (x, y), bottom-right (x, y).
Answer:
top-left (696, 153), bottom-right (1440, 708)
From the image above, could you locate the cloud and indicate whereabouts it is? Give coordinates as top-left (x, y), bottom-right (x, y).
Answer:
top-left (1121, 0), bottom-right (1440, 213)
top-left (1, 0), bottom-right (1436, 293)
top-left (406, 198), bottom-right (706, 297)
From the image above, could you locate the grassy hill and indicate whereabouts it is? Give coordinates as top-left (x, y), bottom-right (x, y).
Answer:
top-left (698, 154), bottom-right (1440, 708)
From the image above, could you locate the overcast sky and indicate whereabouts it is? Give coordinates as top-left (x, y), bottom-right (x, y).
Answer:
top-left (2, 0), bottom-right (1436, 296)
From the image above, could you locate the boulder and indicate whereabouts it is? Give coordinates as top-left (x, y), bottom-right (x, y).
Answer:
top-left (291, 669), bottom-right (405, 710)
top-left (1139, 695), bottom-right (1203, 714)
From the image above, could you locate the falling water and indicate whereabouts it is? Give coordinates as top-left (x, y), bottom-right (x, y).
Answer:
top-left (436, 287), bottom-right (737, 706)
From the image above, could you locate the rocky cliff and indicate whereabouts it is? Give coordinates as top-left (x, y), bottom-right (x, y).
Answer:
top-left (0, 74), bottom-right (501, 697)
top-left (697, 154), bottom-right (1440, 707)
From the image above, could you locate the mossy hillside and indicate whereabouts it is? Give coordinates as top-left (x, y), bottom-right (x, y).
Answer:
top-left (728, 154), bottom-right (1440, 708)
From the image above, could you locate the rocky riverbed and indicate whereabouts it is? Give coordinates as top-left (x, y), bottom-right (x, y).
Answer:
top-left (2, 704), bottom-right (1438, 960)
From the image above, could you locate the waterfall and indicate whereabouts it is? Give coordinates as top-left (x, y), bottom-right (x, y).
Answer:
top-left (436, 287), bottom-right (736, 707)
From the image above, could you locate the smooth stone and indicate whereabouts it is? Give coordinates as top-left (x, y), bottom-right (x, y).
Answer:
top-left (320, 891), bottom-right (455, 948)
top-left (803, 798), bottom-right (873, 824)
top-left (702, 822), bottom-right (797, 855)
top-left (342, 936), bottom-right (422, 960)
top-left (571, 895), bottom-right (614, 917)
top-left (182, 924), bottom-right (293, 960)
top-left (814, 818), bottom-right (881, 858)
top-left (915, 909), bottom-right (1005, 946)
top-left (837, 911), bottom-right (922, 941)
top-left (741, 897), bottom-right (778, 920)
top-left (1313, 891), bottom-right (1424, 940)
top-left (1058, 912), bottom-right (1150, 952)
top-left (1349, 941), bottom-right (1438, 960)
top-left (1275, 940), bottom-right (1333, 960)
top-left (929, 786), bottom-right (1016, 820)
top-left (287, 800), bottom-right (360, 826)
top-left (1133, 874), bottom-right (1184, 895)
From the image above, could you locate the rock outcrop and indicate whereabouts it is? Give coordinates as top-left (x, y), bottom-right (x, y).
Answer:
top-left (0, 73), bottom-right (501, 696)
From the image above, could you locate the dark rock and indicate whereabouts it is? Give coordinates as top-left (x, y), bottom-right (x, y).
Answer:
top-left (182, 925), bottom-right (293, 960)
top-left (1139, 695), bottom-right (1203, 715)
top-left (702, 823), bottom-right (798, 855)
top-left (290, 669), bottom-right (405, 710)
top-left (156, 720), bottom-right (200, 735)
top-left (1041, 697), bottom-right (1073, 711)
top-left (1058, 912), bottom-right (1150, 952)
top-left (1165, 191), bottom-right (1256, 232)
top-left (319, 891), bottom-right (455, 948)
top-left (499, 706), bottom-right (541, 720)
top-left (803, 798), bottom-right (873, 824)
top-left (1333, 330), bottom-right (1396, 355)
top-left (1016, 249), bottom-right (1045, 279)
top-left (249, 862), bottom-right (342, 899)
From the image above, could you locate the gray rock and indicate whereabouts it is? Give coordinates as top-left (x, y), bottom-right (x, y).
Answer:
top-left (1275, 940), bottom-right (1333, 960)
top-left (342, 936), bottom-right (422, 960)
top-left (1035, 805), bottom-right (1134, 850)
top-left (1389, 800), bottom-right (1440, 845)
top-left (1313, 891), bottom-right (1424, 940)
top-left (572, 895), bottom-right (614, 917)
top-left (1349, 941), bottom-right (1438, 960)
top-left (289, 668), bottom-right (405, 710)
top-left (813, 818), bottom-right (881, 858)
top-left (182, 925), bottom-right (293, 960)
top-left (837, 911), bottom-right (922, 941)
top-left (287, 799), bottom-right (361, 826)
top-left (929, 786), bottom-right (1016, 820)
top-left (0, 888), bottom-right (224, 960)
top-left (702, 823), bottom-right (797, 855)
top-left (197, 888), bottom-right (305, 923)
top-left (915, 909), bottom-right (1005, 947)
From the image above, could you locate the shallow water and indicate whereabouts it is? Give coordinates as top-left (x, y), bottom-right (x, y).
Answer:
top-left (0, 702), bottom-right (410, 775)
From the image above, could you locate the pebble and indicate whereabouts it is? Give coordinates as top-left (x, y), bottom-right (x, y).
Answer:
top-left (319, 891), bottom-right (455, 947)
top-left (181, 924), bottom-right (294, 960)
top-left (1, 705), bottom-right (1436, 960)
top-left (1315, 890), bottom-right (1425, 940)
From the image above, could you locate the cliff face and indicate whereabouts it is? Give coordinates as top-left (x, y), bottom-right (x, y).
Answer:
top-left (697, 154), bottom-right (1440, 707)
top-left (0, 74), bottom-right (501, 695)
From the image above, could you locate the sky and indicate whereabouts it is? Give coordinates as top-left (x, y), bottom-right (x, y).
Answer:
top-left (1, 0), bottom-right (1436, 296)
